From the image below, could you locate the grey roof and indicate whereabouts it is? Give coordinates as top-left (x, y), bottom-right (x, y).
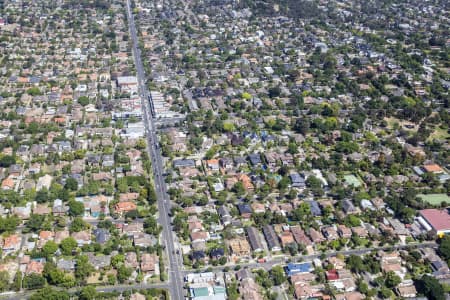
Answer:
top-left (173, 159), bottom-right (195, 168)
top-left (262, 225), bottom-right (280, 251)
top-left (237, 204), bottom-right (252, 215)
top-left (306, 200), bottom-right (322, 216)
top-left (248, 153), bottom-right (261, 165)
top-left (246, 227), bottom-right (264, 252)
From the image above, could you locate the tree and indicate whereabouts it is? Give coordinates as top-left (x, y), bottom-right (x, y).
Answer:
top-left (23, 274), bottom-right (45, 290)
top-left (68, 200), bottom-right (84, 217)
top-left (0, 155), bottom-right (16, 167)
top-left (42, 241), bottom-right (58, 257)
top-left (438, 235), bottom-right (450, 262)
top-left (77, 96), bottom-right (89, 106)
top-left (13, 271), bottom-right (22, 291)
top-left (294, 118), bottom-right (310, 135)
top-left (384, 271), bottom-right (401, 288)
top-left (60, 237), bottom-right (77, 256)
top-left (30, 287), bottom-right (69, 300)
top-left (64, 178), bottom-right (78, 191)
top-left (415, 275), bottom-right (445, 300)
top-left (0, 215), bottom-right (21, 233)
top-left (117, 265), bottom-right (132, 283)
top-left (346, 255), bottom-right (365, 273)
top-left (75, 255), bottom-right (94, 282)
top-left (0, 271), bottom-right (9, 291)
top-left (70, 217), bottom-right (89, 232)
top-left (79, 286), bottom-right (97, 300)
top-left (270, 265), bottom-right (286, 286)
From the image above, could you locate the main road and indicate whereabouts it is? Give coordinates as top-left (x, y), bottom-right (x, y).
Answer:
top-left (125, 0), bottom-right (184, 299)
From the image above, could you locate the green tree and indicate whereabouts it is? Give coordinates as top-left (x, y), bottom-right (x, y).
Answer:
top-left (75, 255), bottom-right (94, 282)
top-left (117, 265), bottom-right (132, 283)
top-left (42, 241), bottom-right (58, 257)
top-left (0, 155), bottom-right (16, 167)
top-left (30, 287), bottom-right (69, 300)
top-left (64, 178), bottom-right (78, 191)
top-left (77, 96), bottom-right (89, 106)
top-left (79, 286), bottom-right (97, 300)
top-left (415, 275), bottom-right (445, 300)
top-left (270, 266), bottom-right (286, 286)
top-left (68, 200), bottom-right (84, 217)
top-left (60, 237), bottom-right (77, 256)
top-left (385, 271), bottom-right (401, 288)
top-left (23, 274), bottom-right (45, 290)
top-left (70, 217), bottom-right (89, 232)
top-left (13, 271), bottom-right (22, 291)
top-left (0, 271), bottom-right (9, 291)
top-left (438, 235), bottom-right (450, 261)
top-left (346, 255), bottom-right (366, 273)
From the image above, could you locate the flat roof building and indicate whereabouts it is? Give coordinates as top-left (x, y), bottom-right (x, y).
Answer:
top-left (419, 208), bottom-right (450, 237)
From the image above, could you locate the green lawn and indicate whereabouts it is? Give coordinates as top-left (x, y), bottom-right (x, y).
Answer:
top-left (417, 194), bottom-right (450, 205)
top-left (344, 174), bottom-right (362, 187)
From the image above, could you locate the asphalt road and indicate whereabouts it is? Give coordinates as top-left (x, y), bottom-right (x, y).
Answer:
top-left (184, 241), bottom-right (438, 274)
top-left (125, 0), bottom-right (184, 299)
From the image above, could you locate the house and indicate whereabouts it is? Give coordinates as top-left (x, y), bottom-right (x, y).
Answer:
top-left (123, 222), bottom-right (144, 236)
top-left (140, 253), bottom-right (157, 273)
top-left (306, 200), bottom-right (322, 216)
top-left (26, 260), bottom-right (45, 275)
top-left (71, 231), bottom-right (91, 246)
top-left (308, 228), bottom-right (325, 243)
top-left (87, 253), bottom-right (111, 270)
top-left (219, 157), bottom-right (233, 170)
top-left (190, 231), bottom-right (209, 242)
top-left (248, 153), bottom-right (262, 166)
top-left (204, 159), bottom-right (219, 172)
top-left (33, 204), bottom-right (51, 215)
top-left (191, 250), bottom-right (206, 262)
top-left (93, 228), bottom-right (110, 244)
top-left (337, 225), bottom-right (352, 238)
top-left (54, 230), bottom-right (70, 244)
top-left (36, 174), bottom-right (53, 191)
top-left (351, 226), bottom-right (368, 238)
top-left (246, 227), bottom-right (264, 252)
top-left (130, 293), bottom-right (146, 300)
top-left (237, 204), bottom-right (252, 219)
top-left (290, 173), bottom-right (306, 188)
top-left (238, 174), bottom-right (254, 190)
top-left (396, 285), bottom-right (417, 298)
top-left (125, 252), bottom-right (139, 268)
top-left (239, 277), bottom-right (263, 300)
top-left (285, 262), bottom-right (313, 276)
top-left (2, 234), bottom-right (21, 255)
top-left (228, 238), bottom-right (251, 257)
top-left (133, 233), bottom-right (157, 248)
top-left (115, 201), bottom-right (137, 214)
top-left (263, 225), bottom-right (281, 252)
top-left (57, 259), bottom-right (76, 272)
top-left (173, 159), bottom-right (195, 168)
top-left (217, 206), bottom-right (232, 226)
top-left (1, 177), bottom-right (15, 190)
top-left (53, 199), bottom-right (69, 216)
top-left (290, 226), bottom-right (312, 246)
top-left (210, 248), bottom-right (225, 260)
top-left (233, 156), bottom-right (247, 167)
top-left (342, 199), bottom-right (357, 214)
top-left (280, 231), bottom-right (295, 248)
top-left (322, 226), bottom-right (339, 240)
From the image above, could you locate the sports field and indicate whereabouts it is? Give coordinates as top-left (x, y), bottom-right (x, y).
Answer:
top-left (417, 194), bottom-right (450, 205)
